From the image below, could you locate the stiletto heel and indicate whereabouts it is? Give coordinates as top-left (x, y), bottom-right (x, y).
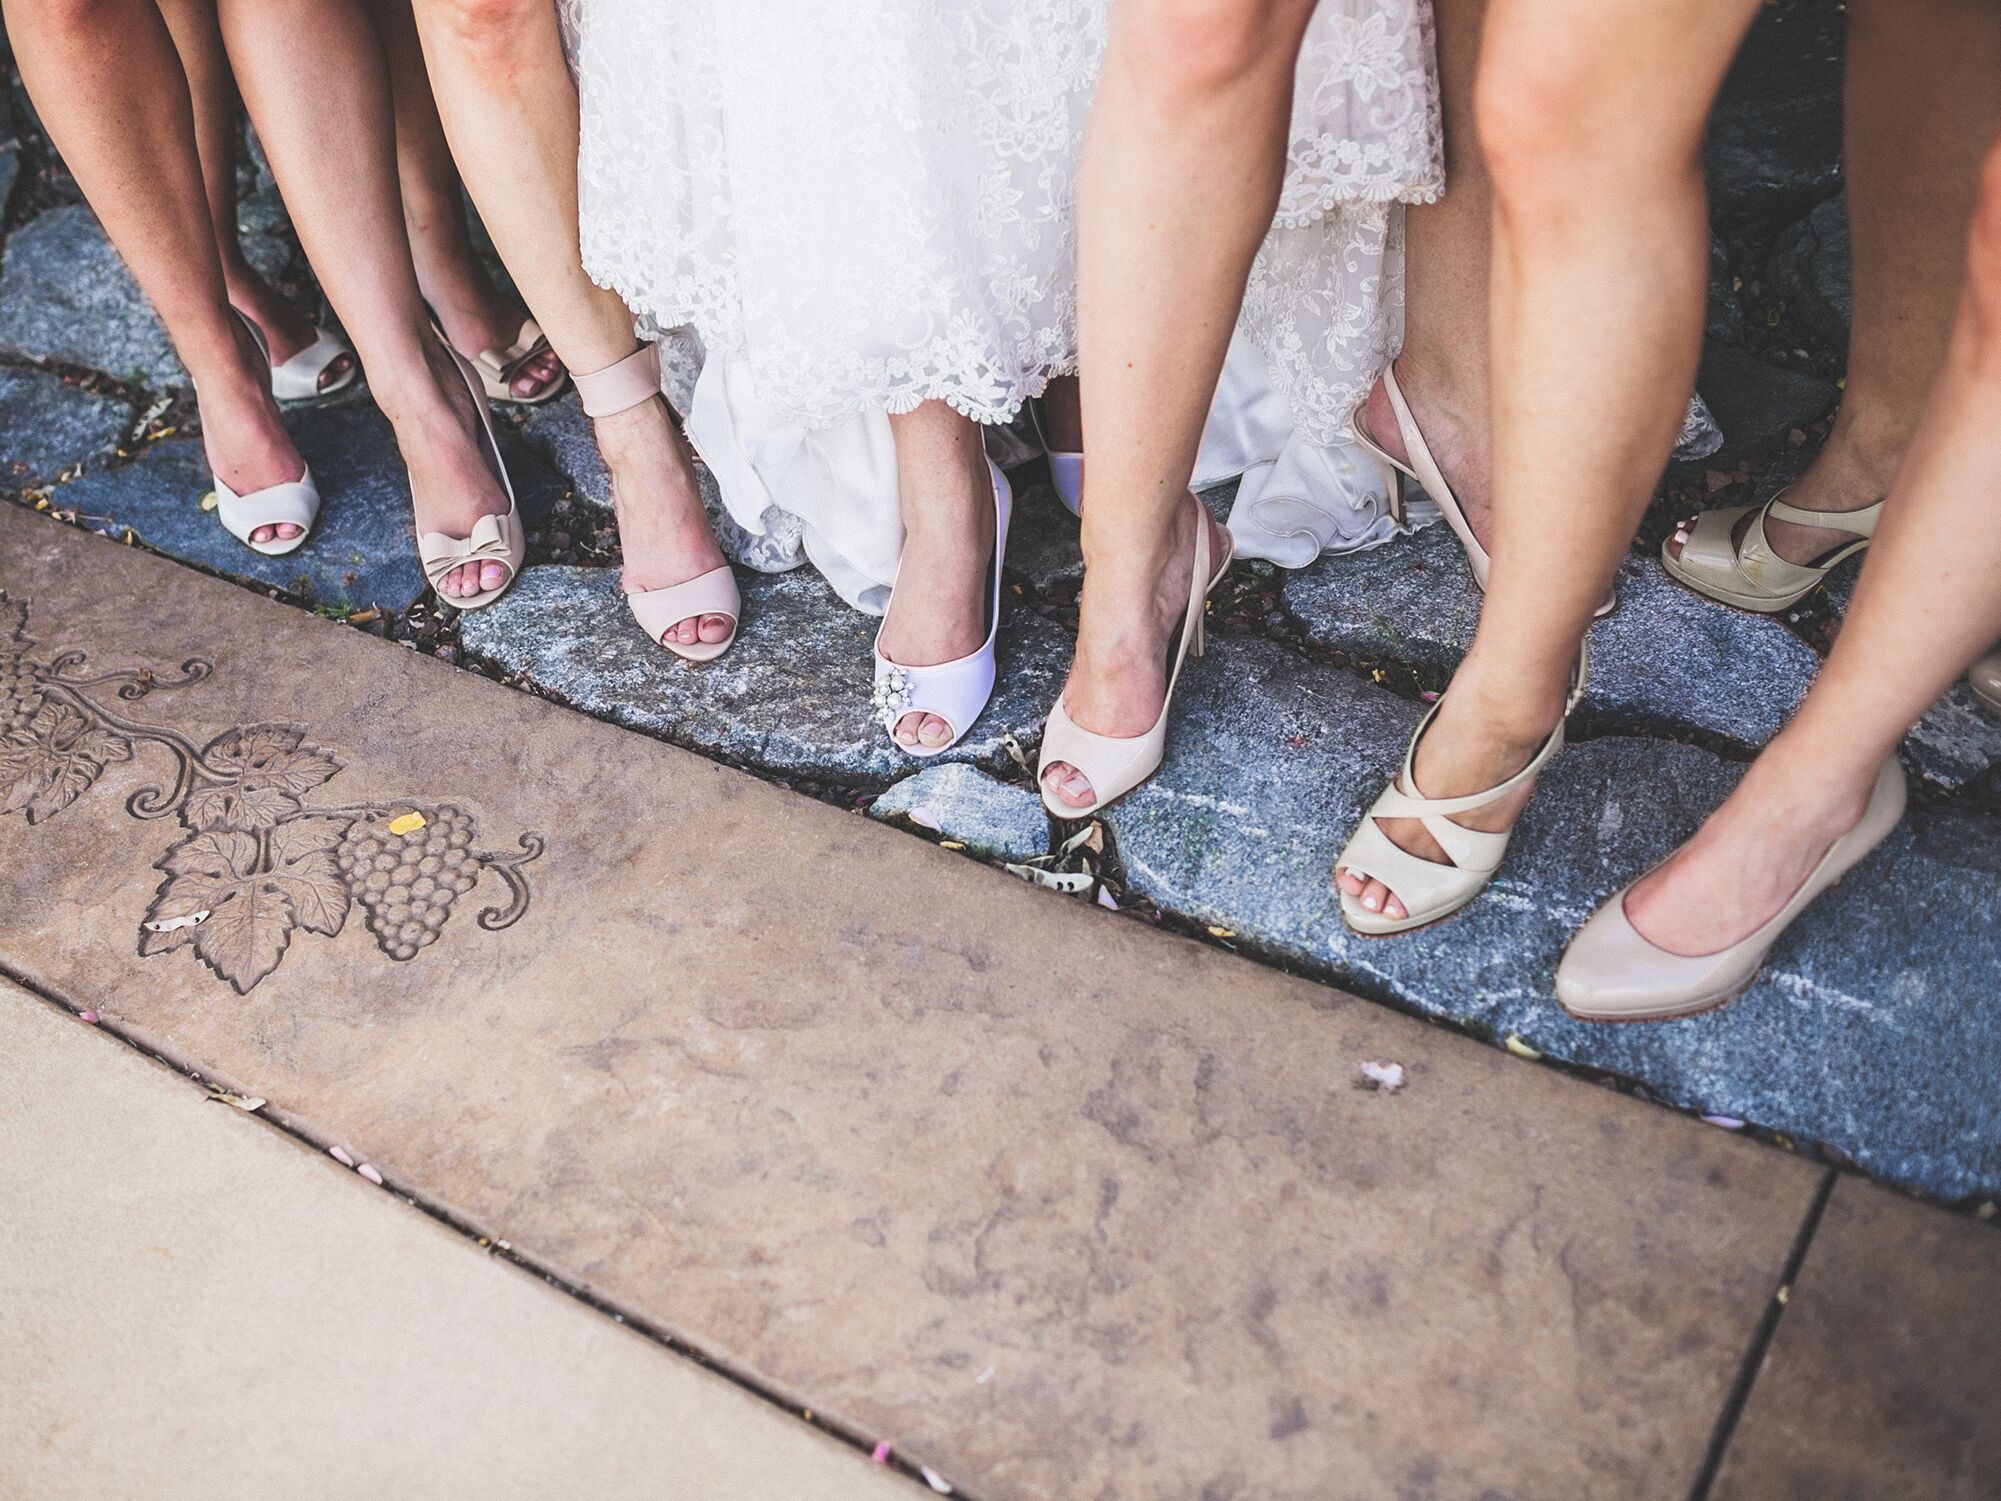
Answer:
top-left (1556, 758), bottom-right (1906, 1021)
top-left (873, 461), bottom-right (1013, 755)
top-left (414, 338), bottom-right (525, 611)
top-left (573, 342), bottom-right (740, 663)
top-left (204, 310), bottom-right (320, 558)
top-left (1028, 397), bottom-right (1083, 517)
top-left (1037, 495), bottom-right (1234, 817)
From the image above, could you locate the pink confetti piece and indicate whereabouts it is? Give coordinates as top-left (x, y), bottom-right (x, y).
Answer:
top-left (871, 1441), bottom-right (892, 1465)
top-left (921, 1465), bottom-right (953, 1494)
top-left (328, 1146), bottom-right (355, 1168)
top-left (357, 1164), bottom-right (384, 1186)
top-left (1700, 1115), bottom-right (1745, 1130)
top-left (79, 1011), bottom-right (98, 1024)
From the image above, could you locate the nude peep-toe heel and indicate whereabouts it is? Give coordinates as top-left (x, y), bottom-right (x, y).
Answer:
top-left (873, 461), bottom-right (1013, 756)
top-left (1556, 757), bottom-right (1906, 1022)
top-left (1336, 647), bottom-right (1591, 937)
top-left (1038, 497), bottom-right (1234, 817)
top-left (572, 342), bottom-right (740, 663)
top-left (264, 322), bottom-right (358, 402)
top-left (1663, 488), bottom-right (1883, 614)
top-left (205, 310), bottom-right (320, 558)
top-left (415, 340), bottom-right (525, 611)
top-left (1352, 362), bottom-right (1617, 619)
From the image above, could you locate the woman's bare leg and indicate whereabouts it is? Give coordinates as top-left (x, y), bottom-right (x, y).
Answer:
top-left (878, 402), bottom-right (1000, 749)
top-left (157, 0), bottom-right (350, 388)
top-left (216, 0), bottom-right (517, 598)
top-left (1338, 0), bottom-right (1763, 922)
top-left (371, 0), bottom-right (560, 401)
top-left (1668, 0), bottom-right (2001, 570)
top-left (4, 0), bottom-right (305, 545)
top-left (1629, 140), bottom-right (2001, 953)
top-left (409, 0), bottom-right (727, 644)
top-left (1042, 0), bottom-right (1320, 810)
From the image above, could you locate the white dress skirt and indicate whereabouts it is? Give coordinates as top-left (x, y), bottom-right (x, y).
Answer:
top-left (562, 1), bottom-right (1450, 608)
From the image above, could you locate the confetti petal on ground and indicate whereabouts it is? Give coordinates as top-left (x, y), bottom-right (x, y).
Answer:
top-left (1503, 1035), bottom-right (1543, 1061)
top-left (871, 1441), bottom-right (892, 1465)
top-left (1360, 1061), bottom-right (1406, 1093)
top-left (328, 1146), bottom-right (355, 1168)
top-left (922, 1466), bottom-right (953, 1494)
top-left (357, 1164), bottom-right (383, 1185)
top-left (387, 812), bottom-right (427, 836)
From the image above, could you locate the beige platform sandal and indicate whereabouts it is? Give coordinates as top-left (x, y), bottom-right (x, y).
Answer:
top-left (572, 342), bottom-right (740, 664)
top-left (1662, 488), bottom-right (1882, 613)
top-left (1351, 362), bottom-right (1616, 619)
top-left (1038, 497), bottom-right (1233, 817)
top-left (1556, 757), bottom-right (1906, 1022)
top-left (415, 341), bottom-right (524, 612)
top-left (1336, 646), bottom-right (1590, 937)
top-left (1969, 649), bottom-right (2001, 716)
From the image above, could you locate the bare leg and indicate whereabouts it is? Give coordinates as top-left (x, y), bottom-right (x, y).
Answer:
top-left (877, 402), bottom-right (1000, 749)
top-left (371, 0), bottom-right (559, 401)
top-left (1338, 0), bottom-right (1763, 922)
top-left (1668, 0), bottom-right (2001, 568)
top-left (157, 0), bottom-right (350, 389)
top-left (1629, 140), bottom-right (2001, 953)
top-left (409, 0), bottom-right (727, 643)
top-left (4, 0), bottom-right (305, 545)
top-left (216, 0), bottom-right (516, 598)
top-left (1042, 0), bottom-right (1319, 810)
top-left (1041, 375), bottom-right (1083, 453)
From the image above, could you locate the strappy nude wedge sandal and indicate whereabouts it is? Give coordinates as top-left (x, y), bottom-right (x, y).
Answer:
top-left (1028, 398), bottom-right (1082, 517)
top-left (1336, 646), bottom-right (1591, 937)
top-left (1038, 496), bottom-right (1234, 816)
top-left (264, 323), bottom-right (358, 402)
top-left (573, 342), bottom-right (740, 664)
top-left (873, 462), bottom-right (1013, 755)
top-left (1351, 363), bottom-right (1617, 619)
top-left (1556, 757), bottom-right (1905, 1022)
top-left (1662, 488), bottom-right (1882, 613)
top-left (203, 311), bottom-right (320, 558)
top-left (1971, 649), bottom-right (2001, 716)
top-left (415, 342), bottom-right (524, 611)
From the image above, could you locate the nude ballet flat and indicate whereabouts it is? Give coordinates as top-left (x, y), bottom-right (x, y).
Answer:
top-left (1556, 757), bottom-right (1906, 1023)
top-left (1970, 650), bottom-right (2001, 716)
top-left (1038, 496), bottom-right (1233, 817)
top-left (1337, 647), bottom-right (1590, 937)
top-left (873, 461), bottom-right (1013, 756)
top-left (1663, 487), bottom-right (1882, 613)
top-left (415, 340), bottom-right (524, 611)
top-left (1352, 362), bottom-right (1616, 619)
top-left (573, 342), bottom-right (740, 664)
top-left (205, 311), bottom-right (320, 558)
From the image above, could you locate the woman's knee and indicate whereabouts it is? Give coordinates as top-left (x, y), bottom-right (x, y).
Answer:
top-left (1117, 0), bottom-right (1316, 101)
top-left (414, 0), bottom-right (542, 58)
top-left (32, 0), bottom-right (148, 34)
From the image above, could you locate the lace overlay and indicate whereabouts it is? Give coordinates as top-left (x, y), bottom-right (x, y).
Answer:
top-left (568, 0), bottom-right (1442, 439)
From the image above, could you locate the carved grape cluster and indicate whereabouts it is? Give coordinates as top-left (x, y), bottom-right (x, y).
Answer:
top-left (336, 805), bottom-right (483, 961)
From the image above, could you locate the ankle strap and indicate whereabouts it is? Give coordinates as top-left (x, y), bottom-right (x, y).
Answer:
top-left (574, 343), bottom-right (661, 419)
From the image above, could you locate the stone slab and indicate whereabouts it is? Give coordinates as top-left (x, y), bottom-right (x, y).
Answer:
top-left (0, 500), bottom-right (1823, 1501)
top-left (37, 401), bottom-right (562, 612)
top-left (1280, 522), bottom-right (1823, 750)
top-left (0, 984), bottom-right (922, 1501)
top-left (1767, 193), bottom-right (1851, 351)
top-left (1102, 633), bottom-right (2001, 1202)
top-left (1711, 1180), bottom-right (2001, 1501)
top-left (462, 562), bottom-right (1070, 783)
top-left (1695, 343), bottom-right (1841, 469)
top-left (0, 365), bottom-right (130, 488)
top-left (0, 203), bottom-right (290, 391)
top-left (1705, 0), bottom-right (1845, 227)
top-left (868, 761), bottom-right (1052, 863)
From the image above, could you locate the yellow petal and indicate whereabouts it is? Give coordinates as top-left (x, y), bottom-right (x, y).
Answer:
top-left (387, 812), bottom-right (427, 836)
top-left (1503, 1034), bottom-right (1542, 1060)
top-left (199, 491), bottom-right (219, 513)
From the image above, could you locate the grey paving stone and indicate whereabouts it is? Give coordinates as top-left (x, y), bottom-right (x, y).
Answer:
top-left (1000, 475), bottom-right (1081, 595)
top-left (45, 402), bottom-right (561, 612)
top-left (0, 366), bottom-right (130, 489)
top-left (869, 762), bottom-right (1052, 862)
top-left (1279, 523), bottom-right (1821, 749)
top-left (0, 147), bottom-right (18, 224)
top-left (1708, 233), bottom-right (1746, 344)
top-left (462, 563), bottom-right (1070, 782)
top-left (1767, 193), bottom-right (1852, 351)
top-left (1696, 343), bottom-right (1841, 467)
top-left (0, 204), bottom-right (290, 391)
top-left (1104, 633), bottom-right (2001, 1201)
top-left (1705, 0), bottom-right (1845, 227)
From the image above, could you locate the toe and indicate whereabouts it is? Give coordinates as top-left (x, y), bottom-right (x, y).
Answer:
top-left (275, 523), bottom-right (302, 541)
top-left (1359, 879), bottom-right (1390, 914)
top-left (918, 714), bottom-right (953, 748)
top-left (894, 713), bottom-right (922, 746)
top-left (320, 354), bottom-right (354, 392)
top-left (481, 561), bottom-right (508, 593)
top-left (1335, 867), bottom-right (1365, 898)
top-left (1042, 762), bottom-right (1095, 809)
top-left (677, 617), bottom-right (699, 645)
top-left (698, 613), bottom-right (733, 644)
top-left (251, 524), bottom-right (275, 544)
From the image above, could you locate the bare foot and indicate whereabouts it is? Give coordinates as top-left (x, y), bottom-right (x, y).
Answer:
top-left (196, 316), bottom-right (311, 547)
top-left (1333, 677), bottom-right (1564, 923)
top-left (1620, 753), bottom-right (1875, 956)
top-left (1040, 498), bottom-right (1228, 809)
top-left (594, 399), bottom-right (731, 647)
top-left (1358, 359), bottom-right (1493, 550)
top-left (876, 465), bottom-right (998, 750)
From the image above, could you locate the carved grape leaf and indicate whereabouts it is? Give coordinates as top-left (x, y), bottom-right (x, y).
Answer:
top-left (0, 700), bottom-right (133, 824)
top-left (266, 815), bottom-right (351, 938)
top-left (184, 725), bottom-right (343, 832)
top-left (141, 829), bottom-right (298, 993)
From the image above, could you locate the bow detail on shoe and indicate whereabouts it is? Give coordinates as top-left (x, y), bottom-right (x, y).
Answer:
top-left (417, 513), bottom-right (519, 589)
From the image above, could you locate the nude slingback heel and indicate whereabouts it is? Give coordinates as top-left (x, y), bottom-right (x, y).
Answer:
top-left (1028, 398), bottom-right (1082, 517)
top-left (573, 342), bottom-right (740, 664)
top-left (873, 462), bottom-right (1013, 755)
top-left (1351, 362), bottom-right (1617, 619)
top-left (1038, 496), bottom-right (1233, 817)
top-left (205, 311), bottom-right (321, 558)
top-left (1336, 646), bottom-right (1591, 937)
top-left (1556, 757), bottom-right (1906, 1022)
top-left (265, 322), bottom-right (358, 402)
top-left (1663, 487), bottom-right (1883, 613)
top-left (415, 340), bottom-right (525, 611)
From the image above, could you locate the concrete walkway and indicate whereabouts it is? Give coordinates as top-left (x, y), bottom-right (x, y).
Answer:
top-left (2, 503), bottom-right (1997, 1498)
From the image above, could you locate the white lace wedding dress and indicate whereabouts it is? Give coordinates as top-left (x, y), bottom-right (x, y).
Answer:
top-left (562, 1), bottom-right (1448, 604)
